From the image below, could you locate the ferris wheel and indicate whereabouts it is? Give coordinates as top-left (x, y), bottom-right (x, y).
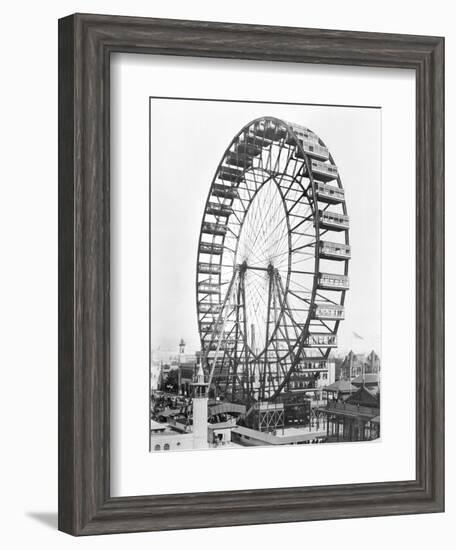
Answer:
top-left (196, 117), bottom-right (350, 404)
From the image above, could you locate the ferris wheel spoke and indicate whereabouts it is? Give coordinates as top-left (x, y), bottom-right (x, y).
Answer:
top-left (264, 248), bottom-right (290, 262)
top-left (266, 225), bottom-right (290, 260)
top-left (246, 186), bottom-right (278, 251)
top-left (248, 206), bottom-right (288, 252)
top-left (241, 182), bottom-right (264, 249)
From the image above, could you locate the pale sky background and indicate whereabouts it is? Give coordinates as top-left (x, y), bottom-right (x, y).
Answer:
top-left (150, 98), bottom-right (381, 357)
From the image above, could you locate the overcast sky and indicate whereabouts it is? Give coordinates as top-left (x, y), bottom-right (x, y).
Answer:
top-left (149, 98), bottom-right (381, 357)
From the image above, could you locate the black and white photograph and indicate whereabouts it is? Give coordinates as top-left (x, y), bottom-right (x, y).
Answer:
top-left (149, 98), bottom-right (381, 452)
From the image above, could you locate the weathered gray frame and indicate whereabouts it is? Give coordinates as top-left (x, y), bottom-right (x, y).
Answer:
top-left (58, 13), bottom-right (445, 536)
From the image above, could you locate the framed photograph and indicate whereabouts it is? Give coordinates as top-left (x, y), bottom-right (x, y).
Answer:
top-left (58, 13), bottom-right (444, 535)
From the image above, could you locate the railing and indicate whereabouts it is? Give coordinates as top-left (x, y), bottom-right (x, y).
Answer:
top-left (315, 182), bottom-right (345, 201)
top-left (226, 152), bottom-right (252, 168)
top-left (313, 303), bottom-right (345, 320)
top-left (202, 222), bottom-right (227, 235)
top-left (207, 340), bottom-right (235, 351)
top-left (294, 141), bottom-right (329, 160)
top-left (198, 283), bottom-right (220, 294)
top-left (199, 242), bottom-right (223, 255)
top-left (200, 321), bottom-right (222, 333)
top-left (318, 273), bottom-right (349, 289)
top-left (296, 360), bottom-right (328, 370)
top-left (291, 125), bottom-right (319, 144)
top-left (303, 142), bottom-right (329, 159)
top-left (206, 202), bottom-right (233, 217)
top-left (199, 303), bottom-right (222, 313)
top-left (234, 141), bottom-right (262, 156)
top-left (218, 166), bottom-right (243, 182)
top-left (319, 241), bottom-right (351, 259)
top-left (290, 380), bottom-right (317, 390)
top-left (198, 262), bottom-right (221, 274)
top-left (255, 121), bottom-right (287, 140)
top-left (311, 159), bottom-right (339, 178)
top-left (325, 400), bottom-right (380, 418)
top-left (319, 210), bottom-right (350, 228)
top-left (304, 334), bottom-right (337, 347)
top-left (212, 183), bottom-right (239, 199)
top-left (244, 131), bottom-right (272, 147)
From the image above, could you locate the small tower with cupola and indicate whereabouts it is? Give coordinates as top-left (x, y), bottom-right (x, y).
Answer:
top-left (191, 362), bottom-right (209, 449)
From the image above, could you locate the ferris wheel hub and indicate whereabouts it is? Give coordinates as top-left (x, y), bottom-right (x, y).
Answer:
top-left (237, 262), bottom-right (275, 274)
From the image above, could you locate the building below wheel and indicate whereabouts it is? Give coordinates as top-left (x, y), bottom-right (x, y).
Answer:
top-left (317, 385), bottom-right (380, 442)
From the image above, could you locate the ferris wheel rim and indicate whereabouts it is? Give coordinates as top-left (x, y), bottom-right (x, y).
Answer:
top-left (196, 116), bottom-right (349, 401)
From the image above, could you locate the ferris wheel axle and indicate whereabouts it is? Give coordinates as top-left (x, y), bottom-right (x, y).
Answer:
top-left (237, 263), bottom-right (275, 274)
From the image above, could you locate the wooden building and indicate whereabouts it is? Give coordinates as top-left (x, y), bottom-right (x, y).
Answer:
top-left (322, 379), bottom-right (357, 401)
top-left (318, 385), bottom-right (380, 442)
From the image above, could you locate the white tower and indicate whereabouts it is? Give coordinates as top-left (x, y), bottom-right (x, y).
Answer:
top-left (179, 338), bottom-right (185, 357)
top-left (191, 363), bottom-right (209, 449)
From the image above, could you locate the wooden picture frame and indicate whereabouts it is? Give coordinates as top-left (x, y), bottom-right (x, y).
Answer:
top-left (58, 13), bottom-right (444, 535)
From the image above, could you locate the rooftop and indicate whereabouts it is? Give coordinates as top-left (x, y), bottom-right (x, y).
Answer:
top-left (352, 373), bottom-right (380, 386)
top-left (323, 380), bottom-right (357, 393)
